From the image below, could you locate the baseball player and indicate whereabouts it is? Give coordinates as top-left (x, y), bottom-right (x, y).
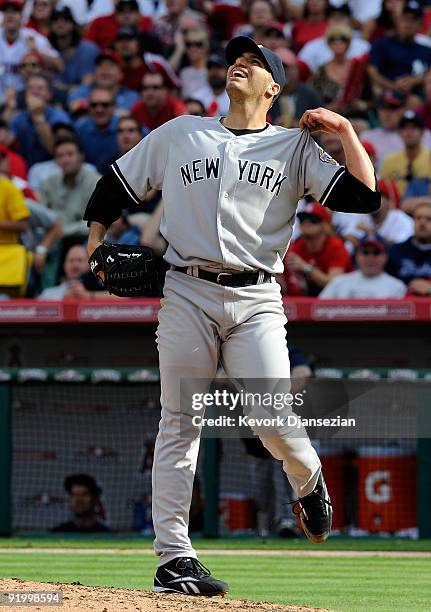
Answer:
top-left (84, 36), bottom-right (380, 597)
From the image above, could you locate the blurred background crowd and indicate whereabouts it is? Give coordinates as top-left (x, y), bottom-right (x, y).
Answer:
top-left (0, 0), bottom-right (431, 299)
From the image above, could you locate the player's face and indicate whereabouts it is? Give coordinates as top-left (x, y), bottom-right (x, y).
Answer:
top-left (226, 52), bottom-right (276, 105)
top-left (116, 119), bottom-right (142, 153)
top-left (356, 248), bottom-right (387, 277)
top-left (414, 206), bottom-right (431, 242)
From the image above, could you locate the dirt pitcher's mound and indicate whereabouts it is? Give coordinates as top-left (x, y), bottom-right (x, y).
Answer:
top-left (0, 579), bottom-right (332, 612)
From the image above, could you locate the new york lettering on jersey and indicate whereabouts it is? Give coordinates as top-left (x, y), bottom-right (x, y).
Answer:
top-left (180, 157), bottom-right (287, 196)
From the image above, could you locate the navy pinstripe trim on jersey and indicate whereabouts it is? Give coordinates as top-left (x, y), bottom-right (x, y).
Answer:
top-left (319, 167), bottom-right (346, 206)
top-left (112, 162), bottom-right (144, 205)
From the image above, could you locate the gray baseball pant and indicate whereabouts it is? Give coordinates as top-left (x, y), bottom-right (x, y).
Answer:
top-left (152, 269), bottom-right (321, 565)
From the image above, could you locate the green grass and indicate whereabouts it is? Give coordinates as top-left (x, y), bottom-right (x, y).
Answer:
top-left (0, 551), bottom-right (429, 612)
top-left (0, 534), bottom-right (430, 551)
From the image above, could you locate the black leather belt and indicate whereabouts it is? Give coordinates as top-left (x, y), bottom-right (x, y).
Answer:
top-left (173, 266), bottom-right (273, 287)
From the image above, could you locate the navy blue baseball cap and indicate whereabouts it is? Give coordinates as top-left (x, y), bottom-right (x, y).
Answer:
top-left (225, 36), bottom-right (286, 101)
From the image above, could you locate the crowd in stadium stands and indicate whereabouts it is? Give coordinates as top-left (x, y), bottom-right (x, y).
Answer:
top-left (0, 0), bottom-right (431, 299)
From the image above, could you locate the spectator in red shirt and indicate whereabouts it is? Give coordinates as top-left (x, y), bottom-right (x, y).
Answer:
top-left (282, 201), bottom-right (352, 296)
top-left (114, 27), bottom-right (149, 92)
top-left (131, 71), bottom-right (186, 131)
top-left (292, 0), bottom-right (330, 53)
top-left (84, 0), bottom-right (152, 50)
top-left (199, 0), bottom-right (248, 42)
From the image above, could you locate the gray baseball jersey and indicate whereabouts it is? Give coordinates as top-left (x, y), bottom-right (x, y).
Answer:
top-left (112, 116), bottom-right (344, 273)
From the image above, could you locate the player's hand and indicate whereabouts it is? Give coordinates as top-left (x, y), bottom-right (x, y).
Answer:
top-left (299, 107), bottom-right (350, 134)
top-left (285, 252), bottom-right (308, 273)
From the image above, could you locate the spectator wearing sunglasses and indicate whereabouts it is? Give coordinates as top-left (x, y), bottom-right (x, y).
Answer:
top-left (298, 4), bottom-right (370, 73)
top-left (179, 29), bottom-right (210, 100)
top-left (131, 71), bottom-right (186, 131)
top-left (380, 111), bottom-right (430, 197)
top-left (312, 24), bottom-right (366, 113)
top-left (281, 202), bottom-right (352, 296)
top-left (319, 234), bottom-right (406, 299)
top-left (75, 87), bottom-right (120, 172)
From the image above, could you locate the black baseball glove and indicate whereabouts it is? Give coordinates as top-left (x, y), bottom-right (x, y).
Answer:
top-left (88, 243), bottom-right (161, 297)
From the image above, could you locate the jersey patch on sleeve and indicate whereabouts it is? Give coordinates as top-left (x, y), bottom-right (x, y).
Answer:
top-left (318, 146), bottom-right (338, 165)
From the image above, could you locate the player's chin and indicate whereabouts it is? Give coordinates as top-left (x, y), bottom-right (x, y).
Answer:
top-left (226, 80), bottom-right (248, 98)
top-left (226, 78), bottom-right (247, 90)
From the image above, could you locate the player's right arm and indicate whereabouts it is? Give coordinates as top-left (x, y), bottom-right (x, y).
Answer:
top-left (84, 120), bottom-right (173, 258)
top-left (297, 109), bottom-right (380, 214)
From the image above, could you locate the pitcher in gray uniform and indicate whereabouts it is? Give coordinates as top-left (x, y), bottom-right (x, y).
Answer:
top-left (84, 36), bottom-right (380, 596)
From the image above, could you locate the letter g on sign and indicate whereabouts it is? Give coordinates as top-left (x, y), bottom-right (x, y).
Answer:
top-left (365, 470), bottom-right (391, 503)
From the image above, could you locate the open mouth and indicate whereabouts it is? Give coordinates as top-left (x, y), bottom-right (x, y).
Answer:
top-left (231, 69), bottom-right (247, 79)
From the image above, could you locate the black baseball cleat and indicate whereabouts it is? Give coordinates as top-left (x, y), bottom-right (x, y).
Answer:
top-left (292, 473), bottom-right (333, 544)
top-left (154, 557), bottom-right (229, 596)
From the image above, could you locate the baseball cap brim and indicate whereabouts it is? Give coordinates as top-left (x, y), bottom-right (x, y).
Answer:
top-left (225, 36), bottom-right (286, 97)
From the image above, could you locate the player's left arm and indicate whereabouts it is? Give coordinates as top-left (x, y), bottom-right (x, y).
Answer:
top-left (299, 108), bottom-right (380, 214)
